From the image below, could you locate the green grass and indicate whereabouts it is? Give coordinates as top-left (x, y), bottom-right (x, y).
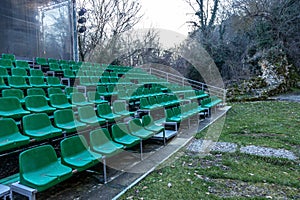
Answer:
top-left (121, 101), bottom-right (300, 199)
top-left (198, 101), bottom-right (300, 154)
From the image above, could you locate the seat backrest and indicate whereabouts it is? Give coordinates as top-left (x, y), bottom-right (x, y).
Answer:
top-left (50, 94), bottom-right (68, 105)
top-left (0, 97), bottom-right (22, 111)
top-left (129, 118), bottom-right (143, 133)
top-left (19, 145), bottom-right (58, 174)
top-left (60, 135), bottom-right (89, 158)
top-left (15, 60), bottom-right (29, 69)
top-left (49, 63), bottom-right (60, 70)
top-left (48, 88), bottom-right (63, 96)
top-left (78, 106), bottom-right (96, 119)
top-left (165, 109), bottom-right (174, 118)
top-left (23, 113), bottom-right (51, 131)
top-left (48, 58), bottom-right (58, 64)
top-left (2, 89), bottom-right (24, 99)
top-left (0, 118), bottom-right (19, 137)
top-left (54, 109), bottom-right (75, 124)
top-left (113, 101), bottom-right (126, 113)
top-left (97, 103), bottom-right (111, 115)
top-left (47, 77), bottom-right (60, 85)
top-left (12, 68), bottom-right (27, 77)
top-left (97, 86), bottom-right (106, 93)
top-left (0, 67), bottom-right (8, 77)
top-left (65, 87), bottom-right (78, 95)
top-left (71, 92), bottom-right (86, 103)
top-left (63, 69), bottom-right (74, 77)
top-left (0, 58), bottom-right (13, 68)
top-left (25, 95), bottom-right (48, 108)
top-left (29, 77), bottom-right (45, 85)
top-left (60, 64), bottom-right (70, 70)
top-left (112, 123), bottom-right (129, 139)
top-left (2, 53), bottom-right (15, 61)
top-left (90, 128), bottom-right (112, 147)
top-left (27, 88), bottom-right (46, 97)
top-left (87, 91), bottom-right (100, 101)
top-left (140, 98), bottom-right (149, 108)
top-left (8, 76), bottom-right (27, 85)
top-left (35, 57), bottom-right (48, 65)
top-left (107, 85), bottom-right (116, 93)
top-left (142, 115), bottom-right (154, 127)
top-left (30, 69), bottom-right (44, 77)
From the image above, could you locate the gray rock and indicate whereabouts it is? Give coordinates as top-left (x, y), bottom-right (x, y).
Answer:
top-left (240, 145), bottom-right (298, 160)
top-left (187, 140), bottom-right (237, 153)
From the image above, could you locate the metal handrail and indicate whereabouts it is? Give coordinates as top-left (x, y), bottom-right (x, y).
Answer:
top-left (140, 67), bottom-right (227, 103)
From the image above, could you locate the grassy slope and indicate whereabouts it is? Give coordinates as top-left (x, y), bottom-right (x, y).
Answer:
top-left (121, 101), bottom-right (300, 199)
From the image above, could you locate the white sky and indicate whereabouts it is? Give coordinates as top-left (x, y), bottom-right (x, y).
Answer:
top-left (136, 0), bottom-right (195, 36)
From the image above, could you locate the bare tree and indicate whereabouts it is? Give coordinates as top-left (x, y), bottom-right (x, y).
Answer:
top-left (76, 0), bottom-right (142, 61)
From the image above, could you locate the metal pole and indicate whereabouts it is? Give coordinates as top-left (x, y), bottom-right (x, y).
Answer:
top-left (72, 0), bottom-right (79, 62)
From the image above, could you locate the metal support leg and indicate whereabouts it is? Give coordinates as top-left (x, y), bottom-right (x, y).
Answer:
top-left (140, 139), bottom-right (143, 160)
top-left (163, 129), bottom-right (166, 146)
top-left (103, 157), bottom-right (107, 184)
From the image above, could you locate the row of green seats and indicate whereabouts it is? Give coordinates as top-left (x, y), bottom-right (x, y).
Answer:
top-left (165, 102), bottom-right (204, 123)
top-left (13, 114), bottom-right (164, 193)
top-left (0, 59), bottom-right (32, 70)
top-left (0, 76), bottom-right (65, 90)
top-left (139, 94), bottom-right (181, 110)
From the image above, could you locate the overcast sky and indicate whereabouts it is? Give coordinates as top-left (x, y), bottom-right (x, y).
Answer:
top-left (136, 0), bottom-right (195, 36)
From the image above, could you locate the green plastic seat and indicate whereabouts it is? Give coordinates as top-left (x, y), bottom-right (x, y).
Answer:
top-left (60, 64), bottom-right (71, 71)
top-left (80, 77), bottom-right (94, 86)
top-left (29, 77), bottom-right (48, 88)
top-left (25, 95), bottom-right (56, 114)
top-left (22, 113), bottom-right (62, 140)
top-left (142, 115), bottom-right (165, 134)
top-left (8, 76), bottom-right (31, 89)
top-left (60, 135), bottom-right (102, 172)
top-left (70, 92), bottom-right (93, 106)
top-left (107, 85), bottom-right (118, 95)
top-left (30, 69), bottom-right (44, 77)
top-left (50, 94), bottom-right (74, 109)
top-left (46, 77), bottom-right (65, 88)
top-left (128, 118), bottom-right (155, 140)
top-left (0, 97), bottom-right (30, 119)
top-left (140, 98), bottom-right (160, 110)
top-left (47, 88), bottom-right (64, 97)
top-left (112, 101), bottom-right (134, 117)
top-left (2, 89), bottom-right (25, 104)
top-left (96, 86), bottom-right (111, 97)
top-left (0, 58), bottom-right (14, 69)
top-left (111, 123), bottom-right (140, 148)
top-left (63, 69), bottom-right (76, 78)
top-left (78, 106), bottom-right (106, 126)
top-left (165, 108), bottom-right (181, 123)
top-left (54, 109), bottom-right (86, 134)
top-left (97, 103), bottom-right (122, 122)
top-left (2, 53), bottom-right (15, 62)
top-left (19, 145), bottom-right (73, 192)
top-left (90, 128), bottom-right (124, 157)
top-left (12, 68), bottom-right (28, 77)
top-left (15, 60), bottom-right (30, 70)
top-left (0, 67), bottom-right (9, 78)
top-left (0, 118), bottom-right (30, 152)
top-left (64, 87), bottom-right (78, 97)
top-left (49, 63), bottom-right (61, 72)
top-left (87, 91), bottom-right (108, 104)
top-left (48, 58), bottom-right (59, 64)
top-left (35, 57), bottom-right (48, 66)
top-left (27, 88), bottom-right (49, 101)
